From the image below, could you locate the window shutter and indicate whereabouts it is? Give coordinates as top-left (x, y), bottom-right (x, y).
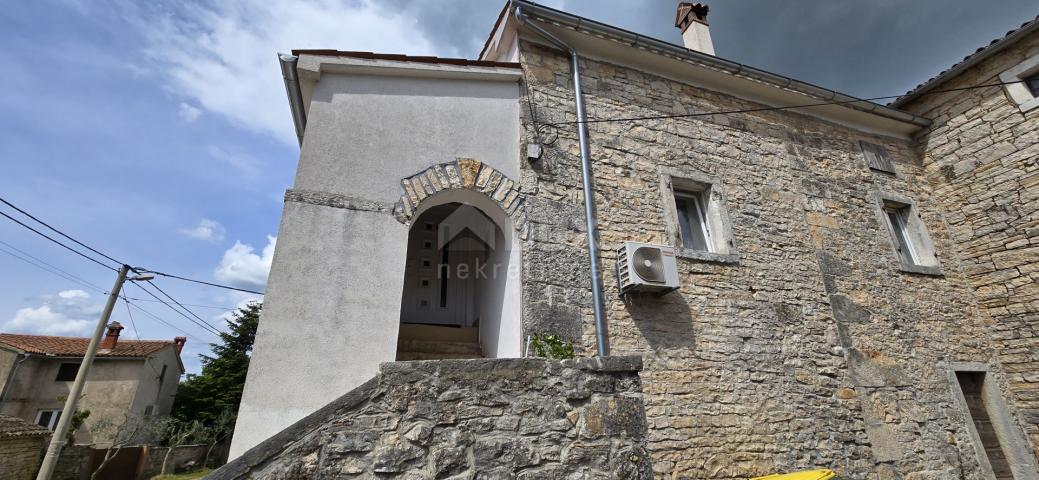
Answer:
top-left (860, 141), bottom-right (895, 174)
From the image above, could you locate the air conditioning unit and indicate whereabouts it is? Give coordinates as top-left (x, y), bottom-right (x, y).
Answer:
top-left (616, 242), bottom-right (680, 295)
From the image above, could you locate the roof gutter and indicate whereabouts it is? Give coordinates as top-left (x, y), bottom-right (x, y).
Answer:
top-left (515, 4), bottom-right (610, 357)
top-left (279, 53), bottom-right (307, 146)
top-left (514, 0), bottom-right (931, 129)
top-left (892, 18), bottom-right (1039, 108)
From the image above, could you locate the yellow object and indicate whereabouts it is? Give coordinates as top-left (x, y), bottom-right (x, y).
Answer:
top-left (751, 469), bottom-right (836, 480)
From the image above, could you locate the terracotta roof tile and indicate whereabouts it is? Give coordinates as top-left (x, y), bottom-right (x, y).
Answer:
top-left (892, 14), bottom-right (1039, 106)
top-left (0, 414), bottom-right (50, 438)
top-left (0, 333), bottom-right (174, 358)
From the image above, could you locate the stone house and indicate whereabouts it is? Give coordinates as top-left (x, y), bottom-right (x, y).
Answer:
top-left (229, 2), bottom-right (1039, 478)
top-left (0, 414), bottom-right (50, 480)
top-left (0, 322), bottom-right (185, 446)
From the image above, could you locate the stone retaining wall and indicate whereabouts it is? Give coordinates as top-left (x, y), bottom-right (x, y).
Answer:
top-left (0, 435), bottom-right (48, 480)
top-left (211, 357), bottom-right (649, 479)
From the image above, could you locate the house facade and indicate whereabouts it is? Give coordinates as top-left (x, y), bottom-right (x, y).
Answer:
top-left (0, 323), bottom-right (185, 446)
top-left (232, 2), bottom-right (1039, 478)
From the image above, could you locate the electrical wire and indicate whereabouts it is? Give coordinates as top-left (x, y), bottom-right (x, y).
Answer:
top-left (122, 296), bottom-right (143, 341)
top-left (129, 282), bottom-right (222, 336)
top-left (0, 196), bottom-right (124, 266)
top-left (0, 239), bottom-right (238, 310)
top-left (0, 210), bottom-right (117, 271)
top-left (123, 297), bottom-right (207, 342)
top-left (0, 242), bottom-right (108, 294)
top-left (142, 278), bottom-right (223, 334)
top-left (0, 197), bottom-right (264, 296)
top-left (539, 79), bottom-right (1028, 127)
top-left (136, 269), bottom-right (265, 296)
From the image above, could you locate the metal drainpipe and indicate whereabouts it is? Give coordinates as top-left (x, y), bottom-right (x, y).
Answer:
top-left (516, 7), bottom-right (610, 356)
top-left (279, 53), bottom-right (307, 146)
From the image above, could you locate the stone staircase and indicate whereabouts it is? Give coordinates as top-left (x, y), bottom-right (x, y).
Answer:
top-left (395, 323), bottom-right (483, 360)
top-left (395, 339), bottom-right (483, 360)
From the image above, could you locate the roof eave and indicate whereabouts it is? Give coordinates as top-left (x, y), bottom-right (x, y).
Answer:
top-left (892, 17), bottom-right (1039, 108)
top-left (512, 0), bottom-right (931, 132)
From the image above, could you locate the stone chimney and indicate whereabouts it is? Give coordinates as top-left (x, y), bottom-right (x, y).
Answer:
top-left (173, 337), bottom-right (187, 355)
top-left (675, 2), bottom-right (714, 55)
top-left (100, 322), bottom-right (124, 350)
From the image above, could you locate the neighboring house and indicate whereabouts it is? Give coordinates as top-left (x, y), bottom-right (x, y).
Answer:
top-left (230, 2), bottom-right (1039, 478)
top-left (0, 322), bottom-right (185, 446)
top-left (0, 414), bottom-right (49, 480)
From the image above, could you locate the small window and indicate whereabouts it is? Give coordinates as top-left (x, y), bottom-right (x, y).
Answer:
top-left (55, 363), bottom-right (79, 382)
top-left (35, 409), bottom-right (62, 430)
top-left (143, 405), bottom-right (155, 416)
top-left (1026, 73), bottom-right (1039, 98)
top-left (954, 372), bottom-right (1015, 479)
top-left (661, 171), bottom-right (739, 263)
top-left (878, 196), bottom-right (941, 274)
top-left (998, 54), bottom-right (1039, 112)
top-left (884, 205), bottom-right (919, 266)
top-left (674, 189), bottom-right (712, 252)
top-left (860, 141), bottom-right (895, 174)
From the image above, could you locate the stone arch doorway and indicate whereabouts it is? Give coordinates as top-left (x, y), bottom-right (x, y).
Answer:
top-left (394, 160), bottom-right (524, 360)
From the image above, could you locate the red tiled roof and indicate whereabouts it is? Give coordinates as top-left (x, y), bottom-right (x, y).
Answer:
top-left (291, 49), bottom-right (521, 69)
top-left (892, 14), bottom-right (1039, 106)
top-left (0, 333), bottom-right (174, 358)
top-left (0, 414), bottom-right (49, 439)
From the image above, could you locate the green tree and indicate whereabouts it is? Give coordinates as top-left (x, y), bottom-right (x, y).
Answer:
top-left (172, 302), bottom-right (260, 428)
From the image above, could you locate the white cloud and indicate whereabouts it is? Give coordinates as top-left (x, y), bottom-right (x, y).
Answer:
top-left (58, 289), bottom-right (90, 300)
top-left (180, 218), bottom-right (226, 243)
top-left (4, 290), bottom-right (102, 336)
top-left (206, 145), bottom-right (260, 179)
top-left (143, 0), bottom-right (437, 145)
top-left (213, 291), bottom-right (264, 325)
top-left (214, 235), bottom-right (276, 288)
top-left (177, 102), bottom-right (202, 122)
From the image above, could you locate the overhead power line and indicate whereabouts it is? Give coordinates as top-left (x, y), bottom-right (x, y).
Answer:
top-left (129, 282), bottom-right (222, 337)
top-left (0, 196), bottom-right (124, 266)
top-left (0, 210), bottom-right (117, 271)
top-left (0, 238), bottom-right (239, 310)
top-left (0, 197), bottom-right (265, 296)
top-left (138, 269), bottom-right (265, 296)
top-left (142, 277), bottom-right (223, 333)
top-left (538, 79), bottom-right (1027, 127)
top-left (0, 241), bottom-right (108, 294)
top-left (123, 298), bottom-right (207, 342)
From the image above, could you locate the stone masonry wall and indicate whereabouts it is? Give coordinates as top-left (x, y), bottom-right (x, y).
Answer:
top-left (210, 357), bottom-right (650, 479)
top-left (899, 31), bottom-right (1039, 457)
top-left (0, 436), bottom-right (47, 480)
top-left (517, 40), bottom-right (1020, 479)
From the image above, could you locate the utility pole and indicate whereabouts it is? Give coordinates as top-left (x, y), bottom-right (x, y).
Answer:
top-left (36, 264), bottom-right (149, 480)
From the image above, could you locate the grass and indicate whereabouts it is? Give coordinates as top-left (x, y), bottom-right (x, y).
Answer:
top-left (151, 468), bottom-right (212, 480)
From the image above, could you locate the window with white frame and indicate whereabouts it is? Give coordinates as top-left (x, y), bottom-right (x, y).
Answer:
top-left (35, 409), bottom-right (62, 430)
top-left (999, 53), bottom-right (1039, 112)
top-left (878, 195), bottom-right (941, 274)
top-left (884, 205), bottom-right (919, 266)
top-left (674, 188), bottom-right (713, 252)
top-left (660, 171), bottom-right (739, 262)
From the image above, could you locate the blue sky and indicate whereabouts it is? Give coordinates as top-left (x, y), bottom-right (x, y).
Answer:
top-left (1, 0), bottom-right (1035, 375)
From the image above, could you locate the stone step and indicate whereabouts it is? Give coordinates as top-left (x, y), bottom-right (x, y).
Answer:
top-left (395, 351), bottom-right (485, 361)
top-left (396, 340), bottom-right (483, 355)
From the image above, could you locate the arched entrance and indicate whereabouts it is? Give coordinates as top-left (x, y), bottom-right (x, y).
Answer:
top-left (393, 160), bottom-right (524, 361)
